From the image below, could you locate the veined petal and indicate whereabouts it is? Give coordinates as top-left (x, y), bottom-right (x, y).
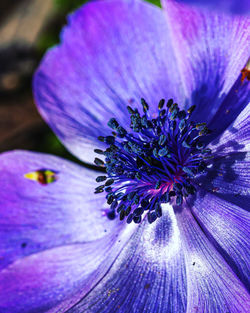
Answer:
top-left (187, 190), bottom-right (250, 290)
top-left (195, 151), bottom-right (249, 210)
top-left (0, 228), bottom-right (133, 313)
top-left (196, 103), bottom-right (250, 210)
top-left (175, 207), bottom-right (250, 313)
top-left (0, 151), bottom-right (123, 270)
top-left (161, 0), bottom-right (249, 138)
top-left (65, 206), bottom-right (187, 313)
top-left (207, 73), bottom-right (250, 142)
top-left (209, 103), bottom-right (250, 154)
top-left (33, 0), bottom-right (183, 164)
top-left (173, 0), bottom-right (250, 15)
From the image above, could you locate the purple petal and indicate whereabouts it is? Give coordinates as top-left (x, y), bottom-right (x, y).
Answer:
top-left (161, 0), bottom-right (249, 138)
top-left (0, 229), bottom-right (132, 313)
top-left (175, 207), bottom-right (250, 313)
top-left (195, 152), bottom-right (249, 210)
top-left (33, 0), bottom-right (184, 164)
top-left (209, 104), bottom-right (250, 154)
top-left (187, 190), bottom-right (250, 290)
top-left (65, 206), bottom-right (187, 312)
top-left (207, 73), bottom-right (250, 142)
top-left (204, 105), bottom-right (250, 208)
top-left (173, 0), bottom-right (250, 14)
top-left (0, 150), bottom-right (123, 270)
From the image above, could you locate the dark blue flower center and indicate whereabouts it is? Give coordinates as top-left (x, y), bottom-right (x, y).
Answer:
top-left (94, 99), bottom-right (212, 224)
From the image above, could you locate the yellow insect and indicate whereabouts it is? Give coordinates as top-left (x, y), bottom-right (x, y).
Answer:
top-left (24, 169), bottom-right (58, 185)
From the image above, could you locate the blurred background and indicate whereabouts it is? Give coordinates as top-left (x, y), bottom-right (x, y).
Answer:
top-left (0, 0), bottom-right (160, 162)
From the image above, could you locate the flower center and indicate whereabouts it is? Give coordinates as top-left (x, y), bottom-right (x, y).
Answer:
top-left (94, 99), bottom-right (212, 224)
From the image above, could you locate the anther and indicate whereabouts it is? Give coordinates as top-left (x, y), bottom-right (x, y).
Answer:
top-left (166, 98), bottom-right (174, 108)
top-left (94, 158), bottom-right (105, 166)
top-left (187, 105), bottom-right (196, 115)
top-left (158, 99), bottom-right (165, 109)
top-left (94, 149), bottom-right (104, 155)
top-left (105, 179), bottom-right (114, 186)
top-left (141, 98), bottom-right (149, 112)
top-left (108, 118), bottom-right (119, 130)
top-left (96, 176), bottom-right (107, 182)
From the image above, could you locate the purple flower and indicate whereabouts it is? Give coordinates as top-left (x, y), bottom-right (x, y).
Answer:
top-left (0, 0), bottom-right (249, 312)
top-left (173, 0), bottom-right (250, 14)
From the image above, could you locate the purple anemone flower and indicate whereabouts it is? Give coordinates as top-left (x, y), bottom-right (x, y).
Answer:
top-left (1, 0), bottom-right (250, 312)
top-left (173, 0), bottom-right (250, 15)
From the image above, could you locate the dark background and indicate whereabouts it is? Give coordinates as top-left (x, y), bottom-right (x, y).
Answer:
top-left (0, 0), bottom-right (160, 162)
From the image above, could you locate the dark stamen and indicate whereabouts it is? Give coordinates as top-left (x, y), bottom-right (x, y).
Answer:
top-left (94, 98), bottom-right (212, 224)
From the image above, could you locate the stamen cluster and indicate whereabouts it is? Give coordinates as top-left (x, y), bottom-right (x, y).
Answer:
top-left (94, 99), bottom-right (212, 224)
